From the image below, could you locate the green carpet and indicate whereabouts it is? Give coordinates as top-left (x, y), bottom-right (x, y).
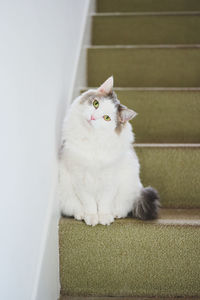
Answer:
top-left (88, 46), bottom-right (200, 87)
top-left (97, 0), bottom-right (200, 12)
top-left (135, 145), bottom-right (200, 208)
top-left (116, 89), bottom-right (200, 143)
top-left (59, 209), bottom-right (200, 297)
top-left (92, 14), bottom-right (200, 45)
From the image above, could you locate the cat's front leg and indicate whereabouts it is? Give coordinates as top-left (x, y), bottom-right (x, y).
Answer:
top-left (84, 207), bottom-right (99, 227)
top-left (71, 169), bottom-right (99, 226)
top-left (84, 213), bottom-right (98, 226)
top-left (98, 197), bottom-right (115, 226)
top-left (77, 191), bottom-right (98, 226)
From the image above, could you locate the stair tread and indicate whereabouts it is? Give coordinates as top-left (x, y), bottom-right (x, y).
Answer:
top-left (93, 11), bottom-right (200, 16)
top-left (60, 209), bottom-right (200, 227)
top-left (97, 0), bottom-right (200, 13)
top-left (81, 87), bottom-right (200, 91)
top-left (60, 297), bottom-right (200, 300)
top-left (59, 209), bottom-right (200, 297)
top-left (89, 44), bottom-right (200, 48)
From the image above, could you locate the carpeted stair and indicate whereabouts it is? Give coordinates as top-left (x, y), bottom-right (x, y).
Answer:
top-left (60, 298), bottom-right (200, 300)
top-left (59, 0), bottom-right (200, 299)
top-left (92, 13), bottom-right (200, 45)
top-left (60, 209), bottom-right (200, 297)
top-left (88, 46), bottom-right (200, 87)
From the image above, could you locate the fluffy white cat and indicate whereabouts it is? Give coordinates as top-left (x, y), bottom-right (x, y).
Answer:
top-left (58, 76), bottom-right (160, 226)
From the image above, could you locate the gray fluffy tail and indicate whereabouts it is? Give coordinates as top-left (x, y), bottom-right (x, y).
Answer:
top-left (132, 186), bottom-right (160, 220)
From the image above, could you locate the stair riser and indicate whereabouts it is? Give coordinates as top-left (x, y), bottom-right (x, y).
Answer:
top-left (88, 47), bottom-right (200, 87)
top-left (59, 219), bottom-right (200, 297)
top-left (92, 15), bottom-right (200, 45)
top-left (97, 0), bottom-right (200, 12)
top-left (116, 90), bottom-right (200, 143)
top-left (136, 146), bottom-right (200, 208)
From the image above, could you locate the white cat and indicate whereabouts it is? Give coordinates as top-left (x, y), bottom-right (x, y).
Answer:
top-left (58, 76), bottom-right (160, 226)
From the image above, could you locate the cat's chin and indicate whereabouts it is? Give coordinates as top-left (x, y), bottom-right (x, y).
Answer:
top-left (85, 119), bottom-right (94, 128)
top-left (87, 119), bottom-right (93, 124)
top-left (86, 119), bottom-right (98, 129)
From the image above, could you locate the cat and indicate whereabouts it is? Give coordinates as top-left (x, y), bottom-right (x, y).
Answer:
top-left (58, 76), bottom-right (160, 226)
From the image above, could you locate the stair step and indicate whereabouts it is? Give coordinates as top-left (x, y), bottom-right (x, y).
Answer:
top-left (92, 13), bottom-right (200, 45)
top-left (135, 144), bottom-right (200, 208)
top-left (60, 297), bottom-right (200, 300)
top-left (87, 45), bottom-right (200, 87)
top-left (59, 209), bottom-right (200, 297)
top-left (81, 88), bottom-right (200, 143)
top-left (97, 0), bottom-right (200, 13)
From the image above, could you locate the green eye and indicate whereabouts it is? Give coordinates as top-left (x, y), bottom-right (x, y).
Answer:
top-left (93, 99), bottom-right (99, 109)
top-left (103, 115), bottom-right (111, 121)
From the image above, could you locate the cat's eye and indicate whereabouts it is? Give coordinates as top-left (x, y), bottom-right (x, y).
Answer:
top-left (103, 115), bottom-right (111, 121)
top-left (93, 99), bottom-right (99, 109)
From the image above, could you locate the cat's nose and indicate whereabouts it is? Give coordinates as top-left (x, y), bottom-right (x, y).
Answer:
top-left (91, 115), bottom-right (96, 121)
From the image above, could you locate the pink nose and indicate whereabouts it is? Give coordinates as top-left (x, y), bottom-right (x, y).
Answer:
top-left (91, 115), bottom-right (96, 120)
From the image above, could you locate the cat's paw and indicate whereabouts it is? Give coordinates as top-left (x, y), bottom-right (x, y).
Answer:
top-left (74, 212), bottom-right (84, 221)
top-left (98, 214), bottom-right (114, 226)
top-left (114, 211), bottom-right (127, 219)
top-left (115, 215), bottom-right (122, 219)
top-left (114, 214), bottom-right (126, 219)
top-left (84, 214), bottom-right (98, 226)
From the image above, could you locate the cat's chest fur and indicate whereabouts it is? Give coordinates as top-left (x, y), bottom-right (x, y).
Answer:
top-left (63, 126), bottom-right (126, 169)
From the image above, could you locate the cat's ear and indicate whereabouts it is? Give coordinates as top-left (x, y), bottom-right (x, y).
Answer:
top-left (97, 76), bottom-right (114, 95)
top-left (119, 105), bottom-right (137, 123)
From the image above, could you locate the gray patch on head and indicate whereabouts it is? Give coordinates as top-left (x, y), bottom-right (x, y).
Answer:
top-left (132, 186), bottom-right (160, 220)
top-left (80, 89), bottom-right (120, 106)
top-left (80, 90), bottom-right (97, 105)
top-left (103, 91), bottom-right (125, 133)
top-left (115, 104), bottom-right (126, 134)
top-left (107, 91), bottom-right (119, 106)
top-left (80, 90), bottom-right (105, 106)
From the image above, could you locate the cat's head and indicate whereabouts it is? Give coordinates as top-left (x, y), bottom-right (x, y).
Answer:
top-left (78, 76), bottom-right (137, 132)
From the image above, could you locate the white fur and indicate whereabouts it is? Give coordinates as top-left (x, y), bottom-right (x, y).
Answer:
top-left (58, 80), bottom-right (143, 226)
top-left (98, 75), bottom-right (114, 94)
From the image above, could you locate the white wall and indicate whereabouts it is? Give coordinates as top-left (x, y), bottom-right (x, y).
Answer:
top-left (0, 1), bottom-right (93, 299)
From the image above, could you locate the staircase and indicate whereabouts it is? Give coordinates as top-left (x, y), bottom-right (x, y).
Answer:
top-left (59, 0), bottom-right (200, 299)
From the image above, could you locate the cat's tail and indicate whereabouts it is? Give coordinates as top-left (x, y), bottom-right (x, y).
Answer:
top-left (132, 186), bottom-right (160, 220)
